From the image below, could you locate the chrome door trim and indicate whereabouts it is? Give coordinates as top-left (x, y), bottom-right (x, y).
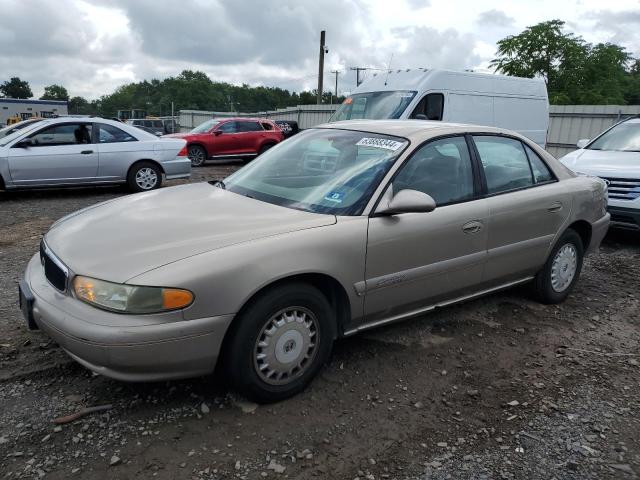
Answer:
top-left (344, 276), bottom-right (534, 336)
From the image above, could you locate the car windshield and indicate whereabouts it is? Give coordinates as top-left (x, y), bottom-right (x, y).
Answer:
top-left (191, 119), bottom-right (221, 133)
top-left (0, 119), bottom-right (42, 139)
top-left (588, 119), bottom-right (640, 152)
top-left (223, 128), bottom-right (408, 215)
top-left (329, 90), bottom-right (417, 121)
top-left (0, 121), bottom-right (46, 146)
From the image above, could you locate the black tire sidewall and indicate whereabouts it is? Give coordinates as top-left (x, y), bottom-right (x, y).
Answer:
top-left (127, 162), bottom-right (162, 193)
top-left (224, 283), bottom-right (336, 403)
top-left (534, 229), bottom-right (584, 304)
top-left (188, 146), bottom-right (206, 167)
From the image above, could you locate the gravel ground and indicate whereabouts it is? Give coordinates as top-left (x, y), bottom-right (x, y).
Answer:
top-left (0, 165), bottom-right (638, 479)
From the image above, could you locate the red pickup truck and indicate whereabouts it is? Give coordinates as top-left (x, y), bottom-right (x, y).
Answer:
top-left (165, 117), bottom-right (284, 166)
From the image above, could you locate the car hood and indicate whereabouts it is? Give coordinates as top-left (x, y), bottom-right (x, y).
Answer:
top-left (45, 183), bottom-right (336, 283)
top-left (560, 149), bottom-right (640, 178)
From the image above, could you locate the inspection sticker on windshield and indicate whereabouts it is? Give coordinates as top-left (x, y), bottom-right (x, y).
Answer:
top-left (324, 191), bottom-right (345, 203)
top-left (356, 137), bottom-right (403, 151)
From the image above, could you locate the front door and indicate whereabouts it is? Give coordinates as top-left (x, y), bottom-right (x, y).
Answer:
top-left (8, 122), bottom-right (98, 186)
top-left (211, 121), bottom-right (239, 156)
top-left (364, 136), bottom-right (489, 323)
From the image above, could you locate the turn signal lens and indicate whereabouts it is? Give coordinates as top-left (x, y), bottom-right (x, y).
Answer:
top-left (177, 145), bottom-right (188, 156)
top-left (73, 275), bottom-right (194, 314)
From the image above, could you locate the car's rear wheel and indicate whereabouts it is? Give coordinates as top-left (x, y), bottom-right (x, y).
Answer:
top-left (223, 283), bottom-right (336, 403)
top-left (532, 229), bottom-right (584, 304)
top-left (127, 161), bottom-right (162, 193)
top-left (258, 143), bottom-right (275, 156)
top-left (188, 145), bottom-right (207, 167)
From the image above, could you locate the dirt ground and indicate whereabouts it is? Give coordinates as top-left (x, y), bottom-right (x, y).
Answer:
top-left (1, 164), bottom-right (639, 480)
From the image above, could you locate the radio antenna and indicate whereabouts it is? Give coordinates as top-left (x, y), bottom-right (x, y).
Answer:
top-left (384, 53), bottom-right (394, 86)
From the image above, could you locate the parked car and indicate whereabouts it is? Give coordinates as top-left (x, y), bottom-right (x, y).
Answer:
top-left (165, 117), bottom-right (284, 166)
top-left (274, 120), bottom-right (299, 138)
top-left (19, 120), bottom-right (609, 402)
top-left (125, 118), bottom-right (165, 135)
top-left (559, 117), bottom-right (640, 231)
top-left (0, 117), bottom-right (45, 139)
top-left (329, 68), bottom-right (549, 147)
top-left (0, 117), bottom-right (189, 193)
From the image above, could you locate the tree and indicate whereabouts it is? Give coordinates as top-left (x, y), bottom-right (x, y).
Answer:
top-left (492, 20), bottom-right (637, 105)
top-left (68, 96), bottom-right (93, 115)
top-left (0, 77), bottom-right (33, 99)
top-left (41, 84), bottom-right (69, 101)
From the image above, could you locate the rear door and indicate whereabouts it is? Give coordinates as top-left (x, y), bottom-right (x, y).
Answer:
top-left (471, 135), bottom-right (571, 283)
top-left (364, 135), bottom-right (489, 322)
top-left (7, 122), bottom-right (98, 186)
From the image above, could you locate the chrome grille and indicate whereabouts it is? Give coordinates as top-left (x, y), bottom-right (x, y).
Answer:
top-left (601, 177), bottom-right (640, 201)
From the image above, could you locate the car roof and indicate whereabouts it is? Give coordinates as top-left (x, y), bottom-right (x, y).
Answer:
top-left (213, 117), bottom-right (273, 122)
top-left (317, 119), bottom-right (507, 142)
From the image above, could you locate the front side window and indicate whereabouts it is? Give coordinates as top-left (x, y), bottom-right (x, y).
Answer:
top-left (218, 121), bottom-right (238, 133)
top-left (588, 119), bottom-right (640, 152)
top-left (28, 123), bottom-right (93, 146)
top-left (410, 93), bottom-right (444, 120)
top-left (191, 119), bottom-right (221, 133)
top-left (224, 128), bottom-right (409, 215)
top-left (98, 124), bottom-right (137, 143)
top-left (330, 90), bottom-right (417, 121)
top-left (393, 136), bottom-right (474, 205)
top-left (474, 136), bottom-right (534, 194)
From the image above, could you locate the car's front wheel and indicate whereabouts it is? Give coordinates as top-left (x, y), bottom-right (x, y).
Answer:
top-left (188, 145), bottom-right (207, 167)
top-left (127, 161), bottom-right (162, 193)
top-left (532, 229), bottom-right (584, 304)
top-left (223, 283), bottom-right (336, 403)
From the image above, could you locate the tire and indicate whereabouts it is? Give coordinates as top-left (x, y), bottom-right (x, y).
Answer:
top-left (532, 229), bottom-right (584, 304)
top-left (258, 143), bottom-right (275, 156)
top-left (188, 145), bottom-right (207, 167)
top-left (223, 283), bottom-right (336, 403)
top-left (127, 161), bottom-right (162, 193)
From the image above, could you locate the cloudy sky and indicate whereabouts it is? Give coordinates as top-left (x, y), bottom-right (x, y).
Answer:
top-left (1, 0), bottom-right (639, 100)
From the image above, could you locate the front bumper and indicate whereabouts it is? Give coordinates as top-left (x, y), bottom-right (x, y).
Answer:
top-left (608, 205), bottom-right (640, 231)
top-left (162, 156), bottom-right (191, 180)
top-left (23, 254), bottom-right (233, 382)
top-left (587, 213), bottom-right (611, 254)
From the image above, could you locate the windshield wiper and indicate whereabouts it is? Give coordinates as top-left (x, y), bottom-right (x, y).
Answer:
top-left (209, 180), bottom-right (225, 189)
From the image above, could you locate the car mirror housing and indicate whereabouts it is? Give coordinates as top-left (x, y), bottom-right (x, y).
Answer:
top-left (213, 130), bottom-right (223, 136)
top-left (14, 138), bottom-right (33, 148)
top-left (375, 189), bottom-right (436, 215)
top-left (576, 139), bottom-right (590, 149)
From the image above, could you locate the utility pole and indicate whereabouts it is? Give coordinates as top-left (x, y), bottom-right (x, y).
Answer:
top-left (349, 67), bottom-right (368, 87)
top-left (330, 70), bottom-right (340, 103)
top-left (317, 30), bottom-right (326, 104)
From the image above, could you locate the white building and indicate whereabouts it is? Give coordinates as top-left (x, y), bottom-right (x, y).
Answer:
top-left (0, 98), bottom-right (68, 125)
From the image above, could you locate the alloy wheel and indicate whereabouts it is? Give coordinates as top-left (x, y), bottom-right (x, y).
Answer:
top-left (135, 167), bottom-right (158, 190)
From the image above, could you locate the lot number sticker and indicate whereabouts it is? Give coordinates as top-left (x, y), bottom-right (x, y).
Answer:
top-left (356, 137), bottom-right (403, 151)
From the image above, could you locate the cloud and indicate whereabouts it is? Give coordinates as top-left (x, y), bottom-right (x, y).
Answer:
top-left (476, 9), bottom-right (515, 27)
top-left (583, 10), bottom-right (640, 56)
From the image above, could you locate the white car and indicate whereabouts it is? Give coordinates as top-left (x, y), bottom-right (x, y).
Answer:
top-left (0, 117), bottom-right (190, 193)
top-left (560, 117), bottom-right (640, 230)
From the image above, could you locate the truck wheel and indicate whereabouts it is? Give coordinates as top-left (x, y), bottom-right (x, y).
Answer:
top-left (223, 283), bottom-right (336, 403)
top-left (532, 229), bottom-right (584, 304)
top-left (127, 161), bottom-right (162, 193)
top-left (188, 145), bottom-right (207, 167)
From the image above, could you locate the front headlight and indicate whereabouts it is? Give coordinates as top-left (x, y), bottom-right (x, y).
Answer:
top-left (73, 276), bottom-right (194, 314)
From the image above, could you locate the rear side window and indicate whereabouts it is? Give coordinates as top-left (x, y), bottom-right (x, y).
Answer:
top-left (98, 124), bottom-right (137, 143)
top-left (261, 122), bottom-right (273, 130)
top-left (524, 144), bottom-right (554, 183)
top-left (237, 121), bottom-right (263, 132)
top-left (474, 136), bottom-right (534, 194)
top-left (152, 120), bottom-right (163, 128)
top-left (393, 136), bottom-right (474, 206)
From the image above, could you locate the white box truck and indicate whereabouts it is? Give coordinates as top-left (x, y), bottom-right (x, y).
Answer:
top-left (329, 69), bottom-right (549, 147)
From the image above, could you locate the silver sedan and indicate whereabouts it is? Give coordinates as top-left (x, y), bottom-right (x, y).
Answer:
top-left (0, 117), bottom-right (189, 192)
top-left (20, 120), bottom-right (610, 402)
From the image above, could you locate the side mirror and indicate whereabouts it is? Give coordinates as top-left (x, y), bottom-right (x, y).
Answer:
top-left (576, 139), bottom-right (590, 149)
top-left (375, 189), bottom-right (436, 215)
top-left (14, 138), bottom-right (33, 148)
top-left (213, 130), bottom-right (223, 136)
top-left (154, 132), bottom-right (163, 137)
top-left (413, 114), bottom-right (428, 120)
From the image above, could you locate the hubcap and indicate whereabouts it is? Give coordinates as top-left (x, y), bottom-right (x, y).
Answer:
top-left (550, 243), bottom-right (578, 292)
top-left (254, 307), bottom-right (319, 386)
top-left (135, 167), bottom-right (158, 190)
top-left (189, 147), bottom-right (205, 166)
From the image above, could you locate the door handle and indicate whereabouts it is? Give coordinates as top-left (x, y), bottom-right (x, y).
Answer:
top-left (80, 150), bottom-right (94, 154)
top-left (462, 220), bottom-right (483, 234)
top-left (547, 202), bottom-right (563, 213)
